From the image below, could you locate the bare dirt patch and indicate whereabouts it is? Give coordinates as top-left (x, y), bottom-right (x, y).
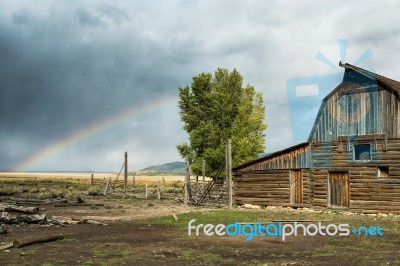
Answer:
top-left (1, 174), bottom-right (400, 265)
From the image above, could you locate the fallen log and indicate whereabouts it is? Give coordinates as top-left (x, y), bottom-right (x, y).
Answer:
top-left (0, 242), bottom-right (13, 250)
top-left (54, 203), bottom-right (104, 207)
top-left (81, 216), bottom-right (121, 222)
top-left (86, 219), bottom-right (107, 226)
top-left (106, 191), bottom-right (137, 198)
top-left (0, 212), bottom-right (46, 224)
top-left (50, 216), bottom-right (79, 225)
top-left (79, 218), bottom-right (108, 226)
top-left (7, 197), bottom-right (68, 205)
top-left (172, 214), bottom-right (179, 222)
top-left (0, 205), bottom-right (39, 214)
top-left (49, 216), bottom-right (108, 225)
top-left (0, 205), bottom-right (11, 212)
top-left (13, 234), bottom-right (65, 248)
top-left (8, 197), bottom-right (45, 203)
top-left (9, 206), bottom-right (39, 214)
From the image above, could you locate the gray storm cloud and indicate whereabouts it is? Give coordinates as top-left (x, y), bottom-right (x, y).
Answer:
top-left (0, 0), bottom-right (400, 171)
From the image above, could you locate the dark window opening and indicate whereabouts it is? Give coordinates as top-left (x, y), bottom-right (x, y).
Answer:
top-left (353, 144), bottom-right (371, 161)
top-left (377, 167), bottom-right (389, 178)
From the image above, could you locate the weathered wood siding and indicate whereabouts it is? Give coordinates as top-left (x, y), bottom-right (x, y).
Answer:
top-left (238, 144), bottom-right (311, 171)
top-left (234, 138), bottom-right (400, 212)
top-left (233, 66), bottom-right (400, 213)
top-left (312, 139), bottom-right (400, 213)
top-left (309, 67), bottom-right (400, 142)
top-left (309, 88), bottom-right (400, 142)
top-left (234, 169), bottom-right (312, 207)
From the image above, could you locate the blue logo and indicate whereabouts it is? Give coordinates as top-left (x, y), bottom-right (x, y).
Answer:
top-left (286, 39), bottom-right (374, 141)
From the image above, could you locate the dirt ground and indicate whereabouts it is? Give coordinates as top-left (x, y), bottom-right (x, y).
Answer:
top-left (0, 198), bottom-right (399, 266)
top-left (1, 174), bottom-right (400, 265)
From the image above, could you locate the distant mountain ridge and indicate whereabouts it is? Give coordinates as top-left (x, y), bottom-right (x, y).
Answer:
top-left (140, 161), bottom-right (185, 174)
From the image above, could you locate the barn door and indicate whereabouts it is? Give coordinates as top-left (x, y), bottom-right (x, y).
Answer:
top-left (328, 172), bottom-right (349, 208)
top-left (290, 170), bottom-right (303, 204)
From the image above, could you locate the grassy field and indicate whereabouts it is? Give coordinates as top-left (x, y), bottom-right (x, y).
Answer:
top-left (0, 173), bottom-right (399, 265)
top-left (0, 172), bottom-right (185, 200)
top-left (136, 209), bottom-right (400, 265)
top-left (0, 172), bottom-right (185, 182)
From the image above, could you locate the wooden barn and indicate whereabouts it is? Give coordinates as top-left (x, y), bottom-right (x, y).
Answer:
top-left (233, 62), bottom-right (400, 213)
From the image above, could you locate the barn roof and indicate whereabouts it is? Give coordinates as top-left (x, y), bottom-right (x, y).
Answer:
top-left (233, 142), bottom-right (309, 171)
top-left (234, 62), bottom-right (400, 171)
top-left (339, 62), bottom-right (400, 96)
top-left (308, 62), bottom-right (400, 141)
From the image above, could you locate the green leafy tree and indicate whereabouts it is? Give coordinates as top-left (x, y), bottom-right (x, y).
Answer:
top-left (177, 68), bottom-right (267, 177)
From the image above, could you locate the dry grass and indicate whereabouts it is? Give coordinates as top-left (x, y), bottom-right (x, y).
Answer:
top-left (0, 172), bottom-right (185, 183)
top-left (0, 172), bottom-right (190, 200)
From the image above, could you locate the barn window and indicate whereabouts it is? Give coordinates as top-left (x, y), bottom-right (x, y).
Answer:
top-left (353, 144), bottom-right (371, 161)
top-left (377, 167), bottom-right (389, 178)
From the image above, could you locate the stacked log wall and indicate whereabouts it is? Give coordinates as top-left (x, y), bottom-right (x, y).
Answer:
top-left (312, 139), bottom-right (400, 213)
top-left (234, 169), bottom-right (312, 207)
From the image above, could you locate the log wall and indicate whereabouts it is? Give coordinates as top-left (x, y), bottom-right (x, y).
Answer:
top-left (311, 138), bottom-right (400, 213)
top-left (234, 169), bottom-right (312, 207)
top-left (233, 68), bottom-right (400, 213)
top-left (234, 138), bottom-right (400, 213)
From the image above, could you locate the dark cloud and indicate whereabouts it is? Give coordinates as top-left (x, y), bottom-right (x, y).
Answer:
top-left (75, 7), bottom-right (104, 27)
top-left (0, 0), bottom-right (400, 171)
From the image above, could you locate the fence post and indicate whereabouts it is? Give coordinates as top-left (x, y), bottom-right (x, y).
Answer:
top-left (226, 139), bottom-right (232, 209)
top-left (202, 159), bottom-right (205, 191)
top-left (124, 151), bottom-right (128, 193)
top-left (184, 160), bottom-right (190, 205)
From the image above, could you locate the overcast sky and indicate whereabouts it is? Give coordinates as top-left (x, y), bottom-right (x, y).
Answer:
top-left (1, 0), bottom-right (400, 171)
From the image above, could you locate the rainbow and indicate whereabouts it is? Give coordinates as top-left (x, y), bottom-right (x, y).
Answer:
top-left (12, 95), bottom-right (178, 171)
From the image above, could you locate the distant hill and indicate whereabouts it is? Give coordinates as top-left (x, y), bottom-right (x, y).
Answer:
top-left (258, 152), bottom-right (271, 158)
top-left (140, 161), bottom-right (185, 175)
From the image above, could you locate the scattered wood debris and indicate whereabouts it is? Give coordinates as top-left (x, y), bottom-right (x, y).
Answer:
top-left (0, 199), bottom-right (109, 227)
top-left (48, 216), bottom-right (108, 226)
top-left (0, 212), bottom-right (46, 224)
